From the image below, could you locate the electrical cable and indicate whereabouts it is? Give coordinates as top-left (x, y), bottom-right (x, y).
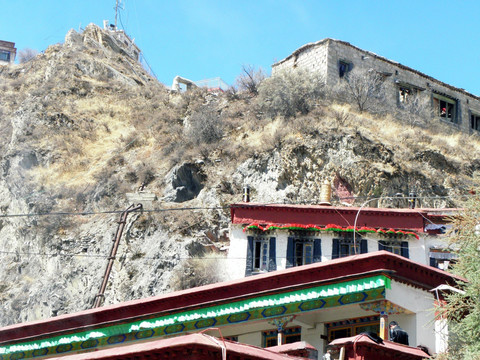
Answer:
top-left (0, 206), bottom-right (230, 218)
top-left (0, 193), bottom-right (473, 219)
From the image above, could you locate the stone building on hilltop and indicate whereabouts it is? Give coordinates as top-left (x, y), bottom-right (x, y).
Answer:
top-left (272, 38), bottom-right (480, 134)
top-left (0, 41), bottom-right (16, 65)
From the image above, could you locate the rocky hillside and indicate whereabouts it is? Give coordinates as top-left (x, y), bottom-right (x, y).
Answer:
top-left (0, 24), bottom-right (479, 326)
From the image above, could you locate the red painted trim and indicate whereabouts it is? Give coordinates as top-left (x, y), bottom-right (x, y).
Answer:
top-left (0, 252), bottom-right (464, 345)
top-left (329, 334), bottom-right (430, 359)
top-left (54, 334), bottom-right (306, 360)
top-left (230, 203), bottom-right (449, 233)
top-left (243, 223), bottom-right (420, 239)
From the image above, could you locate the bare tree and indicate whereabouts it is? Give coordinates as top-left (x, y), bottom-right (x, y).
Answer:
top-left (18, 48), bottom-right (39, 63)
top-left (396, 92), bottom-right (432, 128)
top-left (235, 64), bottom-right (266, 96)
top-left (340, 68), bottom-right (385, 113)
top-left (257, 69), bottom-right (325, 118)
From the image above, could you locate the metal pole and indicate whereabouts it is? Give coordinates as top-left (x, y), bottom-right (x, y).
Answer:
top-left (353, 198), bottom-right (380, 255)
top-left (114, 0), bottom-right (119, 29)
top-left (92, 203), bottom-right (142, 308)
top-left (353, 195), bottom-right (413, 255)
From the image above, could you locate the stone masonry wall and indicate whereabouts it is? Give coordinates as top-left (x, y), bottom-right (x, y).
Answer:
top-left (272, 40), bottom-right (329, 76)
top-left (273, 39), bottom-right (480, 134)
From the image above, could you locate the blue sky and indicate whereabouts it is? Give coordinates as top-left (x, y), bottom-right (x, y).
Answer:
top-left (2, 1), bottom-right (480, 95)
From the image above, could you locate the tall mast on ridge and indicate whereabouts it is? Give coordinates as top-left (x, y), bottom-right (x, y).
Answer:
top-left (114, 0), bottom-right (120, 29)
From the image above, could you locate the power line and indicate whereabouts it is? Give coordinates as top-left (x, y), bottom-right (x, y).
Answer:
top-left (0, 206), bottom-right (229, 219)
top-left (0, 193), bottom-right (472, 219)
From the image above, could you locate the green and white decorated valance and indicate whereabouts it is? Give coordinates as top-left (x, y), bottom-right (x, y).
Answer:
top-left (0, 275), bottom-right (389, 359)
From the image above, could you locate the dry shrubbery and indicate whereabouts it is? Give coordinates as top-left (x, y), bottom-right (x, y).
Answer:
top-left (395, 93), bottom-right (432, 128)
top-left (185, 105), bottom-right (224, 145)
top-left (169, 252), bottom-right (228, 291)
top-left (18, 48), bottom-right (39, 64)
top-left (338, 68), bottom-right (385, 113)
top-left (235, 65), bottom-right (266, 96)
top-left (257, 69), bottom-right (325, 119)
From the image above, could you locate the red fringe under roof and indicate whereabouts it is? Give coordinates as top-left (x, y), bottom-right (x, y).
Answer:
top-left (243, 223), bottom-right (419, 239)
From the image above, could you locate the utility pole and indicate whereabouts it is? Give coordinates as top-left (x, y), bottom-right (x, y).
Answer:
top-left (114, 0), bottom-right (120, 29)
top-left (92, 203), bottom-right (142, 308)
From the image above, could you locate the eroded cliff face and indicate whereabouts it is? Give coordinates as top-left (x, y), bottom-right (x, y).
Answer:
top-left (0, 24), bottom-right (477, 326)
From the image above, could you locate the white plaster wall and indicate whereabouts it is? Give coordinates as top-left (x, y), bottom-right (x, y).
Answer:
top-left (228, 225), bottom-right (448, 276)
top-left (276, 231), bottom-right (289, 270)
top-left (409, 235), bottom-right (428, 265)
top-left (322, 234), bottom-right (333, 261)
top-left (227, 225), bottom-right (249, 280)
top-left (303, 323), bottom-right (324, 360)
top-left (238, 332), bottom-right (262, 348)
top-left (435, 318), bottom-right (449, 353)
top-left (386, 280), bottom-right (436, 351)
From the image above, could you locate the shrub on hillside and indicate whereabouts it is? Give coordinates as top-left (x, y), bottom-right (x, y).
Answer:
top-left (18, 48), bottom-right (39, 64)
top-left (395, 92), bottom-right (431, 128)
top-left (337, 68), bottom-right (385, 113)
top-left (169, 252), bottom-right (228, 291)
top-left (257, 69), bottom-right (325, 119)
top-left (235, 64), bottom-right (266, 96)
top-left (185, 105), bottom-right (224, 145)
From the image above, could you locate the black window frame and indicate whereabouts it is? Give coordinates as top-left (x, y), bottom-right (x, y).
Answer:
top-left (433, 93), bottom-right (457, 123)
top-left (245, 235), bottom-right (276, 276)
top-left (253, 237), bottom-right (270, 271)
top-left (286, 235), bottom-right (321, 268)
top-left (262, 326), bottom-right (301, 348)
top-left (0, 50), bottom-right (10, 62)
top-left (378, 239), bottom-right (409, 258)
top-left (471, 112), bottom-right (480, 131)
top-left (338, 60), bottom-right (352, 78)
top-left (332, 234), bottom-right (368, 259)
top-left (326, 316), bottom-right (380, 343)
top-left (429, 249), bottom-right (457, 270)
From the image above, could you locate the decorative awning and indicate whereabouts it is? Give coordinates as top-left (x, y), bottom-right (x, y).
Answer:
top-left (0, 276), bottom-right (389, 358)
top-left (429, 251), bottom-right (457, 260)
top-left (243, 223), bottom-right (420, 240)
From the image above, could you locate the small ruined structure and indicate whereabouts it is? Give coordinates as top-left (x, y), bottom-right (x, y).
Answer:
top-left (102, 20), bottom-right (141, 61)
top-left (171, 75), bottom-right (198, 92)
top-left (0, 41), bottom-right (16, 65)
top-left (171, 76), bottom-right (228, 92)
top-left (194, 77), bottom-right (229, 92)
top-left (273, 38), bottom-right (480, 134)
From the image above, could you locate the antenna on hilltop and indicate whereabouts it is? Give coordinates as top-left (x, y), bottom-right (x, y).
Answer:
top-left (114, 0), bottom-right (123, 30)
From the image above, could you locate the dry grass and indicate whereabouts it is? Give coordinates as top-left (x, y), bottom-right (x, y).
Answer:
top-left (3, 30), bottom-right (480, 218)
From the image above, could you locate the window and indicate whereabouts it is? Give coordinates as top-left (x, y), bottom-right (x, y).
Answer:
top-left (339, 60), bottom-right (352, 78)
top-left (471, 113), bottom-right (480, 131)
top-left (286, 236), bottom-right (321, 267)
top-left (295, 241), bottom-right (313, 266)
top-left (224, 336), bottom-right (238, 342)
top-left (245, 236), bottom-right (276, 276)
top-left (398, 86), bottom-right (419, 104)
top-left (429, 249), bottom-right (457, 270)
top-left (378, 240), bottom-right (409, 258)
top-left (0, 50), bottom-right (10, 62)
top-left (326, 316), bottom-right (379, 342)
top-left (254, 237), bottom-right (269, 271)
top-left (433, 94), bottom-right (457, 123)
top-left (263, 327), bottom-right (301, 347)
top-left (399, 87), bottom-right (411, 103)
top-left (332, 234), bottom-right (367, 259)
